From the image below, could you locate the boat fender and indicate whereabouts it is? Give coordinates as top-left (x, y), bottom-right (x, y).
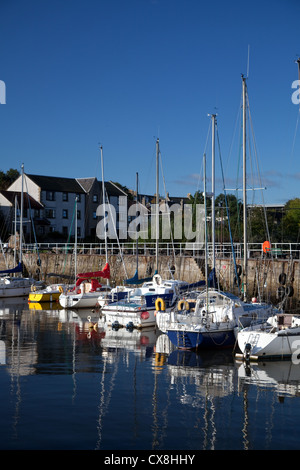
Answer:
top-left (58, 285), bottom-right (64, 293)
top-left (277, 285), bottom-right (285, 299)
top-left (155, 297), bottom-right (166, 312)
top-left (285, 285), bottom-right (294, 297)
top-left (279, 273), bottom-right (286, 285)
top-left (178, 300), bottom-right (189, 311)
top-left (31, 284), bottom-right (36, 292)
top-left (236, 264), bottom-right (242, 276)
top-left (141, 311), bottom-right (150, 320)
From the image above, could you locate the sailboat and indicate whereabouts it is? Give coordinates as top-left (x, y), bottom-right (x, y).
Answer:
top-left (29, 198), bottom-right (80, 303)
top-left (0, 164), bottom-right (37, 298)
top-left (124, 172), bottom-right (156, 285)
top-left (59, 262), bottom-right (111, 309)
top-left (101, 139), bottom-right (203, 328)
top-left (59, 146), bottom-right (112, 309)
top-left (163, 98), bottom-right (280, 349)
top-left (236, 312), bottom-right (300, 360)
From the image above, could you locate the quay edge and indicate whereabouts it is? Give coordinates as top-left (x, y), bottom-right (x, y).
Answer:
top-left (1, 252), bottom-right (299, 309)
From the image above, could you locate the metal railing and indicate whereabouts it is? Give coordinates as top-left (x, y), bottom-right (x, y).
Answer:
top-left (20, 242), bottom-right (300, 259)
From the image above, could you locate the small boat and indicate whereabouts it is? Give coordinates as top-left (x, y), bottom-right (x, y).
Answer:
top-left (28, 283), bottom-right (67, 303)
top-left (0, 262), bottom-right (37, 298)
top-left (101, 274), bottom-right (193, 329)
top-left (236, 313), bottom-right (300, 361)
top-left (164, 288), bottom-right (279, 350)
top-left (97, 285), bottom-right (133, 308)
top-left (59, 263), bottom-right (111, 309)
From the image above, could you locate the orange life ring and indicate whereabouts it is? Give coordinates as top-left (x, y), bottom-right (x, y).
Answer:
top-left (263, 241), bottom-right (271, 253)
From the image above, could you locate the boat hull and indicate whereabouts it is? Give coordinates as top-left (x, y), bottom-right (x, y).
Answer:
top-left (29, 292), bottom-right (60, 302)
top-left (103, 304), bottom-right (156, 329)
top-left (237, 328), bottom-right (300, 359)
top-left (59, 292), bottom-right (100, 309)
top-left (167, 327), bottom-right (236, 350)
top-left (0, 278), bottom-right (35, 298)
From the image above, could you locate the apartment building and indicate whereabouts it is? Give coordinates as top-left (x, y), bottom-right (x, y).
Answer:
top-left (0, 173), bottom-right (127, 241)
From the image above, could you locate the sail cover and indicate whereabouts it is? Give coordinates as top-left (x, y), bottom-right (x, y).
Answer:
top-left (76, 262), bottom-right (110, 280)
top-left (0, 262), bottom-right (23, 275)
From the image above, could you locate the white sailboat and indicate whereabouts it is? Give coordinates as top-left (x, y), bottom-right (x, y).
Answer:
top-left (236, 313), bottom-right (300, 360)
top-left (59, 146), bottom-right (112, 309)
top-left (160, 82), bottom-right (281, 350)
top-left (0, 164), bottom-right (36, 298)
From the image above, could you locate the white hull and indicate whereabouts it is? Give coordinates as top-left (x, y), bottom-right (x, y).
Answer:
top-left (59, 291), bottom-right (100, 309)
top-left (237, 314), bottom-right (300, 359)
top-left (0, 277), bottom-right (35, 298)
top-left (103, 305), bottom-right (156, 329)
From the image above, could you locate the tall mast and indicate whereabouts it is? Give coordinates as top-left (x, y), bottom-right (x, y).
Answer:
top-left (19, 163), bottom-right (24, 265)
top-left (156, 138), bottom-right (159, 273)
top-left (100, 145), bottom-right (108, 264)
top-left (203, 153), bottom-right (208, 285)
top-left (136, 172), bottom-right (139, 274)
top-left (242, 75), bottom-right (247, 301)
top-left (211, 114), bottom-right (216, 271)
top-left (75, 196), bottom-right (78, 280)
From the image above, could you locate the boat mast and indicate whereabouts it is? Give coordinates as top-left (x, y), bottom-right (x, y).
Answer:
top-left (203, 153), bottom-right (209, 307)
top-left (211, 114), bottom-right (216, 271)
top-left (242, 75), bottom-right (247, 301)
top-left (156, 138), bottom-right (159, 273)
top-left (75, 196), bottom-right (78, 280)
top-left (100, 145), bottom-right (108, 265)
top-left (19, 163), bottom-right (24, 265)
top-left (136, 172), bottom-right (139, 275)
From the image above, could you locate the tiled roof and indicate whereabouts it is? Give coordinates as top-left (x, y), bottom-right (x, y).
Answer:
top-left (27, 174), bottom-right (86, 193)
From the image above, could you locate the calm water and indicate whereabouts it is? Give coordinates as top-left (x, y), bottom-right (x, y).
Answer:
top-left (1, 297), bottom-right (300, 451)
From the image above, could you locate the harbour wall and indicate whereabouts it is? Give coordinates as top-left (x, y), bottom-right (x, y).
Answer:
top-left (1, 252), bottom-right (300, 310)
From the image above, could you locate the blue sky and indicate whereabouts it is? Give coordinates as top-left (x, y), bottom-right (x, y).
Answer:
top-left (0, 0), bottom-right (300, 205)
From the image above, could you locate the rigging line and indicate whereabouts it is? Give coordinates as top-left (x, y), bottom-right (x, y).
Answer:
top-left (216, 125), bottom-right (240, 294)
top-left (225, 93), bottom-right (243, 176)
top-left (24, 176), bottom-right (42, 269)
top-left (158, 149), bottom-right (176, 264)
top-left (247, 96), bottom-right (271, 244)
top-left (196, 120), bottom-right (212, 193)
top-left (62, 200), bottom-right (77, 274)
top-left (291, 107), bottom-right (300, 163)
top-left (104, 187), bottom-right (128, 278)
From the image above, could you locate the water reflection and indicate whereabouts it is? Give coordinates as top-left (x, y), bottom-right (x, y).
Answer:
top-left (237, 360), bottom-right (300, 399)
top-left (1, 299), bottom-right (300, 449)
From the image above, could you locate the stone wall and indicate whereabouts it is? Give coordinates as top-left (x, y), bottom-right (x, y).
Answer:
top-left (1, 252), bottom-right (299, 310)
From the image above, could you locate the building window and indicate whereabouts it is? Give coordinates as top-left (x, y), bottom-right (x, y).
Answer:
top-left (76, 194), bottom-right (81, 203)
top-left (93, 211), bottom-right (97, 219)
top-left (45, 209), bottom-right (56, 219)
top-left (63, 192), bottom-right (68, 202)
top-left (77, 210), bottom-right (81, 220)
top-left (46, 191), bottom-right (55, 201)
top-left (62, 226), bottom-right (68, 235)
top-left (62, 209), bottom-right (68, 219)
top-left (93, 194), bottom-right (98, 203)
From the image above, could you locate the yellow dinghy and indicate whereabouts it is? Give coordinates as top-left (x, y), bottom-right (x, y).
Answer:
top-left (28, 284), bottom-right (65, 303)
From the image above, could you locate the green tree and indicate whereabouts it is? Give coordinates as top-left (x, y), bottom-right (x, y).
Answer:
top-left (0, 169), bottom-right (19, 190)
top-left (281, 198), bottom-right (300, 242)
